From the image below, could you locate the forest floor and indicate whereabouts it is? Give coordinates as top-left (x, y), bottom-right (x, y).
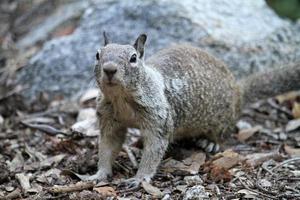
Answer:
top-left (1, 1), bottom-right (300, 199)
top-left (0, 83), bottom-right (300, 200)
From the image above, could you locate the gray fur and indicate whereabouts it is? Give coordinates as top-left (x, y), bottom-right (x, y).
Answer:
top-left (92, 35), bottom-right (299, 185)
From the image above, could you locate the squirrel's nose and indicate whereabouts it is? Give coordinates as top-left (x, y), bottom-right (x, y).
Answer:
top-left (103, 67), bottom-right (117, 80)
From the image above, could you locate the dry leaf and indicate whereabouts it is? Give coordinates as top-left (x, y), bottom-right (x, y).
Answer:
top-left (237, 189), bottom-right (257, 198)
top-left (142, 181), bottom-right (164, 198)
top-left (15, 173), bottom-right (31, 193)
top-left (36, 168), bottom-right (62, 183)
top-left (71, 118), bottom-right (98, 137)
top-left (80, 88), bottom-right (98, 104)
top-left (292, 102), bottom-right (300, 119)
top-left (76, 108), bottom-right (96, 122)
top-left (21, 122), bottom-right (67, 136)
top-left (93, 186), bottom-right (116, 197)
top-left (212, 150), bottom-right (242, 170)
top-left (286, 119), bottom-right (300, 132)
top-left (162, 152), bottom-right (206, 175)
top-left (276, 91), bottom-right (300, 104)
top-left (245, 151), bottom-right (282, 167)
top-left (237, 126), bottom-right (261, 142)
top-left (209, 166), bottom-right (232, 182)
top-left (25, 144), bottom-right (47, 161)
top-left (7, 151), bottom-right (24, 172)
top-left (284, 145), bottom-right (300, 157)
top-left (40, 154), bottom-right (66, 168)
top-left (204, 150), bottom-right (242, 182)
top-left (21, 117), bottom-right (55, 125)
top-left (49, 181), bottom-right (94, 193)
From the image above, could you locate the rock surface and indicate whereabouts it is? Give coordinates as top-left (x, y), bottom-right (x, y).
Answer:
top-left (18, 0), bottom-right (300, 100)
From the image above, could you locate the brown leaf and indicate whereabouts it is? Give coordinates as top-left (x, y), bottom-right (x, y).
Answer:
top-left (292, 102), bottom-right (300, 119)
top-left (237, 126), bottom-right (261, 142)
top-left (209, 166), bottom-right (232, 182)
top-left (245, 151), bottom-right (283, 167)
top-left (162, 152), bottom-right (206, 175)
top-left (212, 150), bottom-right (243, 170)
top-left (203, 150), bottom-right (242, 183)
top-left (142, 181), bottom-right (164, 198)
top-left (276, 91), bottom-right (300, 104)
top-left (284, 145), bottom-right (300, 157)
top-left (93, 186), bottom-right (116, 197)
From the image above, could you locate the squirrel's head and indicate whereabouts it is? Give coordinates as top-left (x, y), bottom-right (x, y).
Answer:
top-left (94, 33), bottom-right (147, 93)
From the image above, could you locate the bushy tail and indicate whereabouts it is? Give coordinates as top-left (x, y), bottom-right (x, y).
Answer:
top-left (239, 63), bottom-right (300, 106)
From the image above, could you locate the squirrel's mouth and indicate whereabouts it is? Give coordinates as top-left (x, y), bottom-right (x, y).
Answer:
top-left (103, 80), bottom-right (118, 87)
top-left (106, 82), bottom-right (117, 87)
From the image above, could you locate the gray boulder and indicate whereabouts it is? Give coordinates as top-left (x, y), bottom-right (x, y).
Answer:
top-left (18, 0), bottom-right (300, 100)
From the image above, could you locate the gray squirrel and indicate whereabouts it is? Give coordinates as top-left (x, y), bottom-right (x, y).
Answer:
top-left (89, 33), bottom-right (300, 189)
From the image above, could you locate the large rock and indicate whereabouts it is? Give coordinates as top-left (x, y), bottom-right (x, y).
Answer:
top-left (18, 0), bottom-right (300, 100)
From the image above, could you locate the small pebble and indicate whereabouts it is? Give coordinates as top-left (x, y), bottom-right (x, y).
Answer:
top-left (236, 120), bottom-right (252, 130)
top-left (278, 132), bottom-right (287, 141)
top-left (5, 186), bottom-right (14, 192)
top-left (258, 179), bottom-right (272, 188)
top-left (183, 185), bottom-right (209, 200)
top-left (162, 194), bottom-right (171, 200)
top-left (184, 175), bottom-right (203, 186)
top-left (176, 185), bottom-right (187, 193)
top-left (291, 170), bottom-right (300, 177)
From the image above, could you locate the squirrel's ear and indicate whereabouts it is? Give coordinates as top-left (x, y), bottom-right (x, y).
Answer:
top-left (103, 31), bottom-right (109, 46)
top-left (133, 34), bottom-right (147, 58)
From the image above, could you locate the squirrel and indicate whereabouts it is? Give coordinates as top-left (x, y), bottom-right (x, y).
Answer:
top-left (89, 33), bottom-right (300, 189)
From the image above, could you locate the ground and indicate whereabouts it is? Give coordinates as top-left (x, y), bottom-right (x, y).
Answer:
top-left (0, 1), bottom-right (300, 199)
top-left (0, 88), bottom-right (300, 199)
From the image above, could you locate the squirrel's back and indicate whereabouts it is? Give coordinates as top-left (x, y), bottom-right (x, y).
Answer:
top-left (146, 45), bottom-right (241, 140)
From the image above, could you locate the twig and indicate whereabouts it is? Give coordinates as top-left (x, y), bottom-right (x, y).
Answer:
top-left (277, 193), bottom-right (300, 198)
top-left (270, 157), bottom-right (300, 172)
top-left (261, 164), bottom-right (275, 176)
top-left (277, 177), bottom-right (300, 181)
top-left (114, 161), bottom-right (130, 174)
top-left (21, 121), bottom-right (68, 136)
top-left (123, 145), bottom-right (138, 169)
top-left (267, 99), bottom-right (293, 118)
top-left (47, 181), bottom-right (95, 194)
top-left (237, 177), bottom-right (276, 199)
top-left (255, 181), bottom-right (277, 196)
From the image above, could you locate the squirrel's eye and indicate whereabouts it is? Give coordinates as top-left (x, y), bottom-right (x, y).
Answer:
top-left (96, 52), bottom-right (100, 60)
top-left (130, 54), bottom-right (137, 63)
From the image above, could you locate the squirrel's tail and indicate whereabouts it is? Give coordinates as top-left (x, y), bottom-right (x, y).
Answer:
top-left (239, 63), bottom-right (300, 106)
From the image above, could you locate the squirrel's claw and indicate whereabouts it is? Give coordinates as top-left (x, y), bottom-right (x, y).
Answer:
top-left (118, 177), bottom-right (142, 192)
top-left (74, 170), bottom-right (109, 182)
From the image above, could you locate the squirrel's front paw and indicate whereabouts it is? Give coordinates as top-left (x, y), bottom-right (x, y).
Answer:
top-left (117, 177), bottom-right (143, 191)
top-left (77, 170), bottom-right (110, 182)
